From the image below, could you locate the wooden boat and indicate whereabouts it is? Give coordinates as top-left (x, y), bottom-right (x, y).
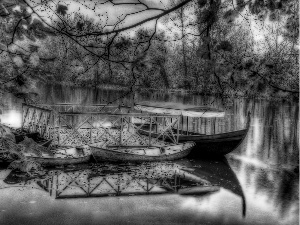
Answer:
top-left (134, 102), bottom-right (251, 157)
top-left (89, 141), bottom-right (195, 162)
top-left (0, 124), bottom-right (52, 148)
top-left (13, 130), bottom-right (52, 147)
top-left (23, 145), bottom-right (91, 166)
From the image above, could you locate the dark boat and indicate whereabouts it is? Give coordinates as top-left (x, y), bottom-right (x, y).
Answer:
top-left (134, 102), bottom-right (251, 157)
top-left (0, 124), bottom-right (52, 148)
top-left (13, 130), bottom-right (52, 148)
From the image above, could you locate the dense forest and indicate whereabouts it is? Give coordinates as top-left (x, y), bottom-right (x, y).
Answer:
top-left (0, 0), bottom-right (298, 104)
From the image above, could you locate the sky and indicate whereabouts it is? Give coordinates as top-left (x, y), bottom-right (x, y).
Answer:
top-left (25, 0), bottom-right (167, 33)
top-left (18, 0), bottom-right (294, 55)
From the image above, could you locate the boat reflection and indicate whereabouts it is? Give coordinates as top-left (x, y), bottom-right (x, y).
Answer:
top-left (0, 158), bottom-right (246, 217)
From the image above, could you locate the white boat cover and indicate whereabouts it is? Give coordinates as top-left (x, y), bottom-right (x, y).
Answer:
top-left (134, 102), bottom-right (225, 118)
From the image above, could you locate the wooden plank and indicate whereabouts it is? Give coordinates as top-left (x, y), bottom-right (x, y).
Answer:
top-left (58, 112), bottom-right (179, 117)
top-left (23, 103), bottom-right (52, 112)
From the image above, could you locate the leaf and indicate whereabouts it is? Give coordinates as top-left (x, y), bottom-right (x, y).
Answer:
top-left (269, 12), bottom-right (279, 21)
top-left (243, 60), bottom-right (254, 69)
top-left (29, 53), bottom-right (39, 67)
top-left (76, 21), bottom-right (84, 31)
top-left (40, 26), bottom-right (56, 36)
top-left (31, 18), bottom-right (43, 27)
top-left (12, 56), bottom-right (24, 67)
top-left (197, 0), bottom-right (207, 8)
top-left (201, 9), bottom-right (217, 25)
top-left (0, 3), bottom-right (9, 17)
top-left (265, 62), bottom-right (274, 68)
top-left (216, 41), bottom-right (232, 52)
top-left (56, 4), bottom-right (68, 16)
top-left (197, 46), bottom-right (210, 60)
top-left (223, 10), bottom-right (238, 23)
top-left (21, 29), bottom-right (36, 42)
top-left (29, 44), bottom-right (39, 52)
top-left (267, 0), bottom-right (276, 11)
top-left (34, 29), bottom-right (48, 40)
top-left (236, 0), bottom-right (244, 10)
top-left (15, 74), bottom-right (26, 86)
top-left (0, 43), bottom-right (7, 51)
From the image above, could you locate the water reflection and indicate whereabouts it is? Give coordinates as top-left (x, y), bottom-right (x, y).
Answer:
top-left (0, 158), bottom-right (247, 220)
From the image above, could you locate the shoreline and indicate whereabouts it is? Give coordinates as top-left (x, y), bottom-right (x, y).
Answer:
top-left (47, 81), bottom-right (299, 102)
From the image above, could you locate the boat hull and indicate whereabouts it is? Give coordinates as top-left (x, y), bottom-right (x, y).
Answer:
top-left (90, 142), bottom-right (195, 162)
top-left (179, 129), bottom-right (248, 157)
top-left (137, 116), bottom-right (250, 157)
top-left (13, 131), bottom-right (52, 147)
top-left (25, 155), bottom-right (91, 166)
top-left (24, 146), bottom-right (92, 166)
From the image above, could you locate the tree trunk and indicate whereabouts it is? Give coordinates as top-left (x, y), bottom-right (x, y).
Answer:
top-left (180, 6), bottom-right (188, 84)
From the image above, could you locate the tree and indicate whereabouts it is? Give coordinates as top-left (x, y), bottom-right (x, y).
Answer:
top-left (0, 0), bottom-right (298, 106)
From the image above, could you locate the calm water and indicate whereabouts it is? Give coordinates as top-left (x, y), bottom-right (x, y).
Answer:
top-left (0, 85), bottom-right (298, 225)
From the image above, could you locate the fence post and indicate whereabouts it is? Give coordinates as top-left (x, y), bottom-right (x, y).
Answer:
top-left (149, 116), bottom-right (153, 146)
top-left (120, 115), bottom-right (123, 146)
top-left (176, 116), bottom-right (180, 143)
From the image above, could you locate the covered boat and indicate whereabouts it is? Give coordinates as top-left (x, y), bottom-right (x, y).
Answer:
top-left (134, 101), bottom-right (225, 118)
top-left (89, 141), bottom-right (195, 162)
top-left (134, 101), bottom-right (251, 157)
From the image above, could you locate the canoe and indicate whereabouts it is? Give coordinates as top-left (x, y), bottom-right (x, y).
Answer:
top-left (23, 145), bottom-right (91, 166)
top-left (89, 141), bottom-right (195, 162)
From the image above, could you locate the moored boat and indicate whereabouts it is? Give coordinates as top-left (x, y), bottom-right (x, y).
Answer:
top-left (13, 130), bottom-right (52, 147)
top-left (134, 102), bottom-right (251, 157)
top-left (23, 145), bottom-right (91, 166)
top-left (89, 141), bottom-right (195, 162)
top-left (0, 124), bottom-right (52, 148)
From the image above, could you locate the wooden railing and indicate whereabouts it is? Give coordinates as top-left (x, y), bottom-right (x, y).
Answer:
top-left (22, 104), bottom-right (180, 147)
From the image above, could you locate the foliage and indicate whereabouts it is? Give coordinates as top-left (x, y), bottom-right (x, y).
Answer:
top-left (0, 0), bottom-right (298, 103)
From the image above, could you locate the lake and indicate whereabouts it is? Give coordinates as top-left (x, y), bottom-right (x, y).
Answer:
top-left (0, 85), bottom-right (298, 225)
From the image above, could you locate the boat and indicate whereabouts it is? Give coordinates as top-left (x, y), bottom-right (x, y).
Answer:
top-left (134, 101), bottom-right (225, 117)
top-left (89, 141), bottom-right (195, 162)
top-left (0, 124), bottom-right (52, 147)
top-left (13, 129), bottom-right (52, 147)
top-left (134, 101), bottom-right (251, 157)
top-left (23, 145), bottom-right (92, 166)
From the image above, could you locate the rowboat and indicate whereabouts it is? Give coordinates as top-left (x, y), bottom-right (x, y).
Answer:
top-left (13, 130), bottom-right (52, 147)
top-left (89, 141), bottom-right (195, 162)
top-left (23, 145), bottom-right (91, 166)
top-left (0, 124), bottom-right (52, 148)
top-left (134, 102), bottom-right (251, 157)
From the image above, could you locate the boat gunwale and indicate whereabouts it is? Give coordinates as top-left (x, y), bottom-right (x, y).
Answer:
top-left (90, 142), bottom-right (195, 156)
